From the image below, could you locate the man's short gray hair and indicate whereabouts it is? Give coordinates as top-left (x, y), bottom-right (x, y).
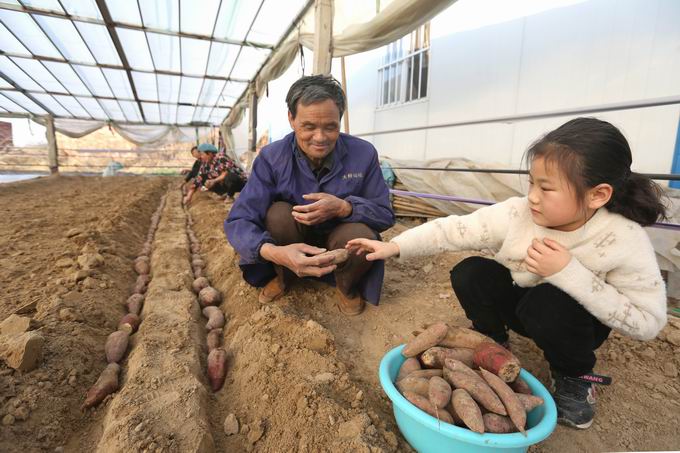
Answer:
top-left (286, 75), bottom-right (346, 119)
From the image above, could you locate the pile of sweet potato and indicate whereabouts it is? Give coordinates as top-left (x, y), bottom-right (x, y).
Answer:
top-left (186, 209), bottom-right (227, 392)
top-left (82, 194), bottom-right (167, 409)
top-left (396, 322), bottom-right (544, 434)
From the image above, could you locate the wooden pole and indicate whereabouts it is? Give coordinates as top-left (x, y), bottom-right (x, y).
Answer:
top-left (313, 0), bottom-right (333, 75)
top-left (248, 88), bottom-right (258, 153)
top-left (45, 115), bottom-right (58, 174)
top-left (340, 56), bottom-right (349, 134)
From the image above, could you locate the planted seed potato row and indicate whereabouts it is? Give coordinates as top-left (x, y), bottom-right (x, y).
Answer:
top-left (185, 208), bottom-right (227, 392)
top-left (82, 194), bottom-right (167, 409)
top-left (396, 322), bottom-right (544, 434)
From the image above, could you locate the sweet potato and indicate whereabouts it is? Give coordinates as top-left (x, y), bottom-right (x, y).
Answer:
top-left (403, 369), bottom-right (443, 380)
top-left (451, 389), bottom-right (484, 433)
top-left (483, 413), bottom-right (517, 433)
top-left (442, 366), bottom-right (506, 415)
top-left (193, 267), bottom-right (203, 278)
top-left (428, 376), bottom-right (452, 409)
top-left (510, 377), bottom-right (532, 395)
top-left (126, 294), bottom-right (144, 315)
top-left (203, 306), bottom-right (225, 330)
top-left (192, 258), bottom-right (205, 269)
top-left (438, 326), bottom-right (493, 349)
top-left (208, 348), bottom-right (227, 391)
top-left (402, 322), bottom-right (448, 358)
top-left (105, 331), bottom-right (129, 363)
top-left (192, 277), bottom-right (210, 294)
top-left (479, 368), bottom-right (526, 434)
top-left (316, 249), bottom-right (349, 265)
top-left (397, 357), bottom-right (422, 381)
top-left (190, 243), bottom-right (200, 254)
top-left (132, 274), bottom-right (150, 295)
top-left (118, 313), bottom-right (140, 334)
top-left (134, 257), bottom-right (150, 275)
top-left (192, 253), bottom-right (202, 262)
top-left (396, 376), bottom-right (429, 397)
top-left (207, 328), bottom-right (222, 352)
top-left (421, 346), bottom-right (474, 369)
top-left (516, 393), bottom-right (544, 412)
top-left (198, 286), bottom-right (222, 307)
top-left (82, 363), bottom-right (120, 409)
top-left (473, 342), bottom-right (521, 383)
top-left (402, 391), bottom-right (454, 424)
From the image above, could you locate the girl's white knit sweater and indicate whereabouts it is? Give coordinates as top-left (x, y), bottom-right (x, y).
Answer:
top-left (391, 197), bottom-right (667, 340)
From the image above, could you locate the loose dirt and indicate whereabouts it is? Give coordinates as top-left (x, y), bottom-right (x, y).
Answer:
top-left (1, 175), bottom-right (678, 452)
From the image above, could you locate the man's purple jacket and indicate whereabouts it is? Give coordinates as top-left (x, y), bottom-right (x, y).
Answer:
top-left (224, 132), bottom-right (395, 305)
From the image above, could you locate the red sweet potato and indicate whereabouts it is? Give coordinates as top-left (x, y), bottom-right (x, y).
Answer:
top-left (438, 326), bottom-right (493, 349)
top-left (126, 294), bottom-right (144, 316)
top-left (193, 267), bottom-right (203, 278)
top-left (442, 362), bottom-right (506, 415)
top-left (198, 286), bottom-right (222, 307)
top-left (404, 369), bottom-right (443, 380)
top-left (132, 274), bottom-right (150, 295)
top-left (396, 376), bottom-right (429, 397)
top-left (192, 258), bottom-right (205, 269)
top-left (402, 322), bottom-right (448, 358)
top-left (316, 249), bottom-right (349, 265)
top-left (118, 313), bottom-right (140, 334)
top-left (420, 346), bottom-right (475, 369)
top-left (402, 391), bottom-right (454, 424)
top-left (510, 376), bottom-right (532, 395)
top-left (451, 388), bottom-right (484, 433)
top-left (208, 348), bottom-right (227, 391)
top-left (105, 331), bottom-right (129, 363)
top-left (203, 306), bottom-right (225, 330)
top-left (516, 393), bottom-right (544, 412)
top-left (82, 363), bottom-right (120, 409)
top-left (483, 413), bottom-right (517, 433)
top-left (428, 376), bottom-right (452, 409)
top-left (473, 342), bottom-right (521, 383)
top-left (207, 328), bottom-right (222, 352)
top-left (134, 257), bottom-right (150, 275)
top-left (192, 277), bottom-right (210, 294)
top-left (397, 357), bottom-right (422, 381)
top-left (479, 368), bottom-right (526, 434)
top-left (190, 243), bottom-right (200, 254)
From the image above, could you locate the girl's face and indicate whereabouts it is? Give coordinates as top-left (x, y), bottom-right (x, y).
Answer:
top-left (528, 157), bottom-right (590, 231)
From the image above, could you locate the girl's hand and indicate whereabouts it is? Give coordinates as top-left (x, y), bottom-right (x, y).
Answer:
top-left (524, 238), bottom-right (571, 277)
top-left (346, 238), bottom-right (400, 261)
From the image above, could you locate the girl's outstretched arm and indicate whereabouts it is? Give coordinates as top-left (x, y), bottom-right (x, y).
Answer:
top-left (346, 238), bottom-right (400, 261)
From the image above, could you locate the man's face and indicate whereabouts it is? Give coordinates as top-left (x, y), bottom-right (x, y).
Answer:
top-left (288, 99), bottom-right (340, 164)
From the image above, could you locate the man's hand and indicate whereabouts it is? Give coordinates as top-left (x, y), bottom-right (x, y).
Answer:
top-left (524, 238), bottom-right (571, 277)
top-left (205, 178), bottom-right (217, 189)
top-left (291, 193), bottom-right (352, 226)
top-left (260, 243), bottom-right (337, 277)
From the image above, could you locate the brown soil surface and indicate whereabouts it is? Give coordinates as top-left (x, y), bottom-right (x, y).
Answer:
top-left (1, 175), bottom-right (679, 452)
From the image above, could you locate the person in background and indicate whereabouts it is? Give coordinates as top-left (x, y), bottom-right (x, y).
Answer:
top-left (224, 74), bottom-right (395, 316)
top-left (183, 143), bottom-right (246, 204)
top-left (348, 117), bottom-right (667, 429)
top-left (181, 146), bottom-right (201, 190)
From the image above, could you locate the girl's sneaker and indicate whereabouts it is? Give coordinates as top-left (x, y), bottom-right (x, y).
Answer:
top-left (550, 369), bottom-right (596, 429)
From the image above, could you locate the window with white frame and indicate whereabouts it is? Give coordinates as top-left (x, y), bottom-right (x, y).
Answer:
top-left (377, 23), bottom-right (430, 108)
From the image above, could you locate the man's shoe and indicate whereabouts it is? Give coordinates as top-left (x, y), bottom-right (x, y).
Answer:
top-left (550, 369), bottom-right (596, 429)
top-left (258, 278), bottom-right (285, 304)
top-left (335, 289), bottom-right (365, 316)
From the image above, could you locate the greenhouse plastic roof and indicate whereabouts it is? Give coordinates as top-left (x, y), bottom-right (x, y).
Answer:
top-left (0, 0), bottom-right (311, 126)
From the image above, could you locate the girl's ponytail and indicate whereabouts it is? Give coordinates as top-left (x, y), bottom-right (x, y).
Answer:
top-left (606, 172), bottom-right (666, 226)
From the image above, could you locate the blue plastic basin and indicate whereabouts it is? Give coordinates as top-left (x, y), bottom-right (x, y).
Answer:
top-left (379, 345), bottom-right (557, 453)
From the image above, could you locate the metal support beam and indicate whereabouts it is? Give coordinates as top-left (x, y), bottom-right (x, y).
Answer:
top-left (45, 115), bottom-right (58, 174)
top-left (313, 0), bottom-right (333, 75)
top-left (248, 88), bottom-right (258, 153)
top-left (94, 0), bottom-right (146, 122)
top-left (340, 56), bottom-right (349, 133)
